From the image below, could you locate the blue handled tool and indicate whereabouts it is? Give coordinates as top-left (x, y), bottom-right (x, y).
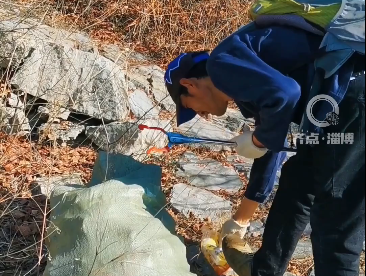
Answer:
top-left (138, 124), bottom-right (297, 154)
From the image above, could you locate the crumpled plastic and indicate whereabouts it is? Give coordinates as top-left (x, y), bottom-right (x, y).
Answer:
top-left (43, 151), bottom-right (196, 276)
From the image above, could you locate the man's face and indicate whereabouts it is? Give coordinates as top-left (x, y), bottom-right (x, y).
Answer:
top-left (179, 77), bottom-right (229, 118)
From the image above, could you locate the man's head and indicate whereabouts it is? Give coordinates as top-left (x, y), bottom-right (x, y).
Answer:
top-left (165, 51), bottom-right (231, 126)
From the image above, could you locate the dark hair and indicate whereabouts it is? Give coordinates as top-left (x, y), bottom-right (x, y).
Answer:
top-left (180, 51), bottom-right (209, 96)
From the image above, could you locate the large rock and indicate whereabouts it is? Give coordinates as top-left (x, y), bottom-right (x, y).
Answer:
top-left (0, 19), bottom-right (94, 69)
top-left (37, 105), bottom-right (70, 121)
top-left (128, 89), bottom-right (160, 118)
top-left (38, 122), bottom-right (85, 142)
top-left (0, 106), bottom-right (30, 135)
top-left (128, 65), bottom-right (176, 112)
top-left (177, 115), bottom-right (237, 151)
top-left (171, 183), bottom-right (232, 222)
top-left (85, 119), bottom-right (171, 161)
top-left (11, 42), bottom-right (129, 121)
top-left (176, 152), bottom-right (243, 193)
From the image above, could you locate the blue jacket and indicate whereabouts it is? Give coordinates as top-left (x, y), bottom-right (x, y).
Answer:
top-left (206, 25), bottom-right (359, 203)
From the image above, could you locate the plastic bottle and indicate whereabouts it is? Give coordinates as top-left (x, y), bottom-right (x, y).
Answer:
top-left (200, 226), bottom-right (238, 276)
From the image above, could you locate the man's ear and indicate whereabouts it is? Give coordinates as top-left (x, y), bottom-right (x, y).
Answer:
top-left (179, 78), bottom-right (195, 89)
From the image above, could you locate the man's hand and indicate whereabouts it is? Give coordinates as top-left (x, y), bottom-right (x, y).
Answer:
top-left (231, 131), bottom-right (268, 159)
top-left (219, 219), bottom-right (250, 247)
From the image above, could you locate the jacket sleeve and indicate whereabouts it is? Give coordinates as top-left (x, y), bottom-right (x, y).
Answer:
top-left (244, 140), bottom-right (288, 203)
top-left (206, 35), bottom-right (301, 152)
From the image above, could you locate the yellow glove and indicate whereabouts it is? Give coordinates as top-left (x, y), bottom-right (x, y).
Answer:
top-left (231, 131), bottom-right (268, 159)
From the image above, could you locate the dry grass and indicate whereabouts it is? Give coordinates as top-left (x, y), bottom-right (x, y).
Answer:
top-left (44, 0), bottom-right (253, 68)
top-left (0, 133), bottom-right (97, 275)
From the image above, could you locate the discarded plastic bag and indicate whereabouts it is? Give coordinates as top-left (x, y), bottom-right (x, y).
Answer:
top-left (200, 225), bottom-right (238, 276)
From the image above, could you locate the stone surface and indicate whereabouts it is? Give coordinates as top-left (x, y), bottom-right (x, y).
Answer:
top-left (38, 105), bottom-right (70, 121)
top-left (85, 119), bottom-right (171, 161)
top-left (227, 155), bottom-right (253, 177)
top-left (177, 115), bottom-right (237, 151)
top-left (176, 152), bottom-right (243, 193)
top-left (38, 122), bottom-right (85, 141)
top-left (293, 240), bottom-right (313, 259)
top-left (248, 220), bottom-right (265, 237)
top-left (7, 93), bottom-right (24, 108)
top-left (128, 65), bottom-right (176, 112)
top-left (128, 89), bottom-right (160, 118)
top-left (0, 19), bottom-right (94, 69)
top-left (0, 106), bottom-right (30, 135)
top-left (171, 183), bottom-right (232, 222)
top-left (303, 223), bottom-right (312, 237)
top-left (31, 174), bottom-right (83, 197)
top-left (212, 108), bottom-right (248, 133)
top-left (101, 44), bottom-right (148, 69)
top-left (11, 42), bottom-right (129, 122)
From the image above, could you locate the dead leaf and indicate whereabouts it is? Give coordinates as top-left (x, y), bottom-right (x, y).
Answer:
top-left (16, 224), bottom-right (32, 237)
top-left (12, 210), bottom-right (26, 219)
top-left (4, 164), bottom-right (13, 172)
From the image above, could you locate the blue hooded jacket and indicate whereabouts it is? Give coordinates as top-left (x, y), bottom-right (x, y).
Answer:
top-left (205, 25), bottom-right (359, 203)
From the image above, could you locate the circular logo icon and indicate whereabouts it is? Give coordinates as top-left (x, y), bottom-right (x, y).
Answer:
top-left (306, 94), bottom-right (339, 128)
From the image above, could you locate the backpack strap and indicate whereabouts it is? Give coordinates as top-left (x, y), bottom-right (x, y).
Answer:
top-left (299, 51), bottom-right (356, 134)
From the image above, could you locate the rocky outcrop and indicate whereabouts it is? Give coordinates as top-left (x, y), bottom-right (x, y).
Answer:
top-left (11, 42), bottom-right (130, 122)
top-left (0, 105), bottom-right (30, 135)
top-left (0, 18), bottom-right (176, 160)
top-left (128, 65), bottom-right (176, 112)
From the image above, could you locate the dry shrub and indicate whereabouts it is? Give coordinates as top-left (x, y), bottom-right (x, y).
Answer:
top-left (50, 0), bottom-right (253, 67)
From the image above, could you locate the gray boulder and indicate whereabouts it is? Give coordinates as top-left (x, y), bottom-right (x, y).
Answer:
top-left (176, 152), bottom-right (243, 193)
top-left (128, 89), bottom-right (160, 118)
top-left (11, 42), bottom-right (129, 122)
top-left (0, 105), bottom-right (30, 135)
top-left (38, 122), bottom-right (85, 142)
top-left (128, 65), bottom-right (176, 112)
top-left (171, 183), bottom-right (232, 222)
top-left (37, 105), bottom-right (70, 121)
top-left (0, 19), bottom-right (94, 69)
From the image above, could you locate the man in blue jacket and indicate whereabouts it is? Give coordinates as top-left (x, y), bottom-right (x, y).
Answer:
top-left (164, 24), bottom-right (365, 276)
